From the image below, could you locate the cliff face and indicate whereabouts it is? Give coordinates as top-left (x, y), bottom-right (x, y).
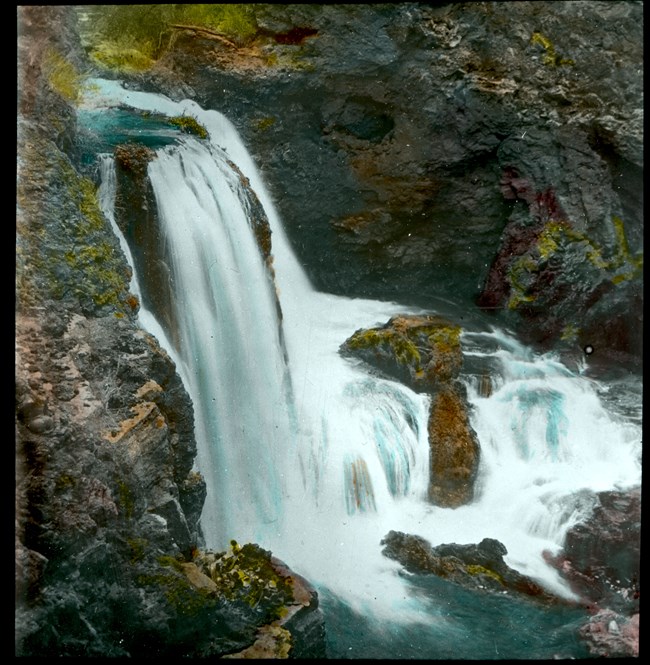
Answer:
top-left (16, 6), bottom-right (325, 658)
top-left (138, 1), bottom-right (642, 372)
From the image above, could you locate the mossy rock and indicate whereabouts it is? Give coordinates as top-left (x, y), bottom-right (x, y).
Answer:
top-left (427, 383), bottom-right (481, 508)
top-left (341, 314), bottom-right (462, 390)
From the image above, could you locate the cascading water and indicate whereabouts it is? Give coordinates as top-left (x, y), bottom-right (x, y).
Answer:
top-left (83, 79), bottom-right (641, 658)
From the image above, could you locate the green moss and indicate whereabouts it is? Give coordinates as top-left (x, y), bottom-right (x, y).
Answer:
top-left (265, 50), bottom-right (316, 72)
top-left (55, 473), bottom-right (75, 491)
top-left (43, 49), bottom-right (85, 104)
top-left (530, 32), bottom-right (574, 67)
top-left (127, 537), bottom-right (148, 564)
top-left (609, 215), bottom-right (643, 282)
top-left (157, 554), bottom-right (185, 572)
top-left (116, 479), bottom-right (135, 520)
top-left (506, 255), bottom-right (538, 310)
top-left (138, 563), bottom-right (217, 616)
top-left (427, 326), bottom-right (461, 354)
top-left (466, 564), bottom-right (504, 585)
top-left (198, 541), bottom-right (294, 619)
top-left (347, 328), bottom-right (422, 367)
top-left (169, 115), bottom-right (209, 139)
top-left (253, 116), bottom-right (277, 132)
top-left (560, 324), bottom-right (579, 343)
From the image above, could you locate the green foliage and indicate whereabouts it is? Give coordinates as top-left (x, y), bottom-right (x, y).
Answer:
top-left (169, 115), bottom-right (209, 139)
top-left (88, 4), bottom-right (260, 71)
top-left (177, 4), bottom-right (259, 44)
top-left (90, 41), bottom-right (156, 73)
top-left (43, 49), bottom-right (86, 104)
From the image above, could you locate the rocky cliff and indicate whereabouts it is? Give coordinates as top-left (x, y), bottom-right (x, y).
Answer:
top-left (130, 1), bottom-right (643, 373)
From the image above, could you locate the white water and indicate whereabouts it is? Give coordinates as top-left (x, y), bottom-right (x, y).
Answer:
top-left (87, 79), bottom-right (642, 622)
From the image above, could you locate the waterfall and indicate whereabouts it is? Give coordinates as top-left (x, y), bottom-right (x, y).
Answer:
top-left (87, 79), bottom-right (641, 630)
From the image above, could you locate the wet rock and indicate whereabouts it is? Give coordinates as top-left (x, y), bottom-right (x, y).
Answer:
top-left (139, 2), bottom-right (642, 372)
top-left (578, 609), bottom-right (639, 658)
top-left (545, 487), bottom-right (640, 612)
top-left (341, 314), bottom-right (480, 507)
top-left (427, 383), bottom-right (481, 507)
top-left (381, 530), bottom-right (565, 604)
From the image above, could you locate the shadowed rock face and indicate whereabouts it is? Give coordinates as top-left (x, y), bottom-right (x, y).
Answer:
top-left (545, 487), bottom-right (641, 612)
top-left (135, 2), bottom-right (642, 371)
top-left (341, 314), bottom-right (480, 507)
top-left (541, 487), bottom-right (640, 658)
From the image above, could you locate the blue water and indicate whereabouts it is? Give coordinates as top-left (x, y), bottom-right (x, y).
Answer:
top-left (321, 578), bottom-right (591, 659)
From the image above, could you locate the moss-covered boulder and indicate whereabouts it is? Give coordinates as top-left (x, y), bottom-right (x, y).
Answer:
top-left (340, 314), bottom-right (462, 391)
top-left (341, 314), bottom-right (480, 508)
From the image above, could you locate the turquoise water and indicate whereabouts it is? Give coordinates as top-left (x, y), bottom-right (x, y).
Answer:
top-left (320, 578), bottom-right (591, 659)
top-left (77, 107), bottom-right (182, 164)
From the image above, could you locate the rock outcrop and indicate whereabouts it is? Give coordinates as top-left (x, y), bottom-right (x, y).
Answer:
top-left (341, 315), bottom-right (480, 507)
top-left (381, 530), bottom-right (567, 605)
top-left (543, 487), bottom-right (640, 658)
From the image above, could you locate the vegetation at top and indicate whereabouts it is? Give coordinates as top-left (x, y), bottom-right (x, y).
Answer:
top-left (86, 4), bottom-right (260, 72)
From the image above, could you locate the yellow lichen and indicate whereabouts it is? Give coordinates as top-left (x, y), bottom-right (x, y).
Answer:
top-left (530, 32), bottom-right (574, 67)
top-left (466, 564), bottom-right (504, 584)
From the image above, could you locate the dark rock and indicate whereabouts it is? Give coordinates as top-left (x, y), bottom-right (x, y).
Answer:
top-left (137, 1), bottom-right (641, 372)
top-left (381, 530), bottom-right (568, 605)
top-left (545, 487), bottom-right (640, 613)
